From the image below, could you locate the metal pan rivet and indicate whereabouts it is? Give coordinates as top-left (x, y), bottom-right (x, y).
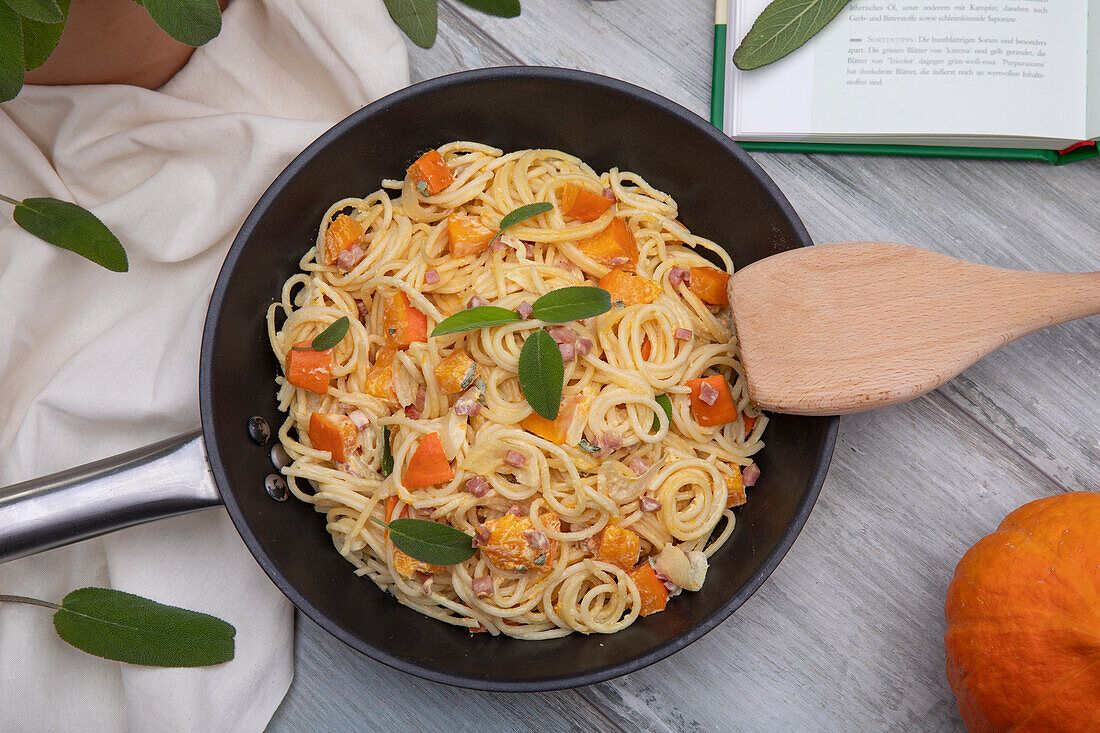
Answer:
top-left (264, 473), bottom-right (289, 502)
top-left (248, 416), bottom-right (271, 446)
top-left (270, 443), bottom-right (291, 470)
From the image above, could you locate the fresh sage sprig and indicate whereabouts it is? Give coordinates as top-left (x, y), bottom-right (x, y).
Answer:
top-left (517, 329), bottom-right (565, 420)
top-left (1, 194), bottom-right (128, 272)
top-left (383, 0), bottom-right (519, 49)
top-left (651, 394), bottom-right (673, 431)
top-left (734, 0), bottom-right (850, 70)
top-left (371, 516), bottom-right (476, 565)
top-left (531, 286), bottom-right (611, 323)
top-left (381, 425), bottom-right (394, 477)
top-left (0, 587), bottom-right (235, 667)
top-left (293, 316), bottom-right (350, 351)
top-left (432, 306), bottom-right (522, 336)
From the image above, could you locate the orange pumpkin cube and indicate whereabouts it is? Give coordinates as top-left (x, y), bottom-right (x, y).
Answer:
top-left (688, 266), bottom-right (731, 306)
top-left (447, 213), bottom-right (495, 257)
top-left (576, 217), bottom-right (638, 271)
top-left (402, 432), bottom-right (455, 489)
top-left (724, 465), bottom-right (746, 508)
top-left (364, 348), bottom-right (396, 400)
top-left (562, 182), bottom-right (613, 222)
top-left (686, 375), bottom-right (739, 427)
top-left (322, 214), bottom-right (364, 265)
top-left (628, 562), bottom-right (668, 617)
top-left (596, 525), bottom-right (641, 570)
top-left (479, 512), bottom-right (560, 573)
top-left (308, 412), bottom-right (359, 462)
top-left (520, 394), bottom-right (588, 445)
top-left (598, 269), bottom-right (661, 306)
top-left (640, 335), bottom-right (652, 361)
top-left (743, 413), bottom-right (757, 433)
top-left (407, 149), bottom-right (454, 196)
top-left (385, 496), bottom-right (445, 578)
top-left (433, 349), bottom-right (479, 394)
top-left (382, 292), bottom-right (427, 348)
top-left (285, 341), bottom-right (331, 393)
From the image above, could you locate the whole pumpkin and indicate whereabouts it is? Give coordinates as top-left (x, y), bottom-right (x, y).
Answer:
top-left (945, 491), bottom-right (1100, 732)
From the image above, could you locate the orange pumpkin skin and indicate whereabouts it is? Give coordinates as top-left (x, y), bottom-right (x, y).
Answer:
top-left (945, 491), bottom-right (1100, 733)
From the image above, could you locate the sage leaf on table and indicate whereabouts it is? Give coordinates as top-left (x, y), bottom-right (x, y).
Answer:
top-left (518, 329), bottom-right (565, 420)
top-left (733, 0), bottom-right (849, 70)
top-left (651, 394), bottom-right (673, 431)
top-left (139, 0), bottom-right (222, 46)
top-left (455, 0), bottom-right (520, 18)
top-left (4, 0), bottom-right (63, 24)
top-left (531, 286), bottom-right (611, 323)
top-left (0, 4), bottom-right (25, 102)
top-left (432, 305), bottom-right (522, 336)
top-left (371, 517), bottom-right (476, 565)
top-left (294, 316), bottom-right (350, 351)
top-left (5, 196), bottom-right (129, 272)
top-left (383, 0), bottom-right (438, 48)
top-left (20, 0), bottom-right (69, 70)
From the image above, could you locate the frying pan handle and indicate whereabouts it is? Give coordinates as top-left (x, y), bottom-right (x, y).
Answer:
top-left (0, 430), bottom-right (222, 564)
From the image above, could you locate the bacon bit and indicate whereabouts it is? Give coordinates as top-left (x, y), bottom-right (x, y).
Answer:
top-left (524, 529), bottom-right (549, 550)
top-left (579, 536), bottom-right (599, 555)
top-left (474, 524), bottom-right (491, 545)
top-left (417, 507), bottom-right (433, 517)
top-left (639, 496), bottom-right (661, 512)
top-left (525, 243), bottom-right (536, 258)
top-left (601, 187), bottom-right (615, 200)
top-left (549, 326), bottom-right (575, 344)
top-left (576, 337), bottom-right (593, 356)
top-left (491, 240), bottom-right (506, 252)
top-left (472, 576), bottom-right (494, 597)
top-left (675, 328), bottom-right (693, 341)
top-left (669, 266), bottom-right (690, 287)
top-left (559, 342), bottom-right (575, 363)
top-left (699, 380), bottom-right (720, 406)
top-left (556, 260), bottom-right (577, 274)
top-left (424, 269), bottom-right (440, 284)
top-left (355, 299), bottom-right (369, 321)
top-left (743, 463), bottom-right (761, 487)
top-left (404, 405), bottom-right (420, 420)
top-left (466, 476), bottom-right (490, 497)
top-left (336, 245), bottom-right (365, 272)
top-left (507, 505), bottom-right (524, 517)
top-left (348, 409), bottom-right (370, 430)
top-left (608, 256), bottom-right (631, 267)
top-left (629, 457), bottom-right (650, 475)
top-left (454, 397), bottom-right (481, 416)
top-left (600, 430), bottom-right (622, 451)
top-left (517, 301), bottom-right (533, 319)
top-left (663, 579), bottom-right (681, 594)
top-left (504, 450), bottom-right (526, 468)
top-left (467, 295), bottom-right (488, 309)
top-left (404, 384), bottom-right (427, 419)
top-left (416, 571), bottom-right (433, 595)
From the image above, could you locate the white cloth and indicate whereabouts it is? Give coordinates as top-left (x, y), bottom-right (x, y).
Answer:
top-left (0, 1), bottom-right (408, 730)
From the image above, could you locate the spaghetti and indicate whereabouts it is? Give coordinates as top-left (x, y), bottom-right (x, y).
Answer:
top-left (267, 142), bottom-right (766, 639)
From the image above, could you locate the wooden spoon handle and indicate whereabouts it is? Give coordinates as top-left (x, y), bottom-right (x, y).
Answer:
top-left (730, 242), bottom-right (1100, 416)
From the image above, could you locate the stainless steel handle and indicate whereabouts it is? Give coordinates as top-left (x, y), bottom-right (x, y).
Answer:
top-left (0, 430), bottom-right (222, 563)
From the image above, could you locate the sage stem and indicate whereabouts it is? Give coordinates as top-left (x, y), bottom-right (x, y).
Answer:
top-left (0, 594), bottom-right (62, 611)
top-left (0, 194), bottom-right (20, 207)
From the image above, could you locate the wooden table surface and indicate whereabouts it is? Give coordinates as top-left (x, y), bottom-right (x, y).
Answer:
top-left (268, 2), bottom-right (1100, 730)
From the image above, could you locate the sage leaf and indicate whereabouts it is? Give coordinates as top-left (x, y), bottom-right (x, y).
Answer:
top-left (3, 0), bottom-right (62, 23)
top-left (733, 0), bottom-right (849, 71)
top-left (456, 0), bottom-right (520, 18)
top-left (518, 329), bottom-right (564, 420)
top-left (383, 0), bottom-right (437, 48)
top-left (498, 201), bottom-right (553, 232)
top-left (19, 0), bottom-right (67, 70)
top-left (139, 0), bottom-right (222, 47)
top-left (52, 587), bottom-right (235, 667)
top-left (381, 425), bottom-right (394, 477)
top-left (13, 197), bottom-right (128, 272)
top-left (651, 394), bottom-right (673, 431)
top-left (372, 517), bottom-right (476, 565)
top-left (306, 316), bottom-right (350, 351)
top-left (531, 286), bottom-right (611, 323)
top-left (431, 305), bottom-right (521, 336)
top-left (0, 3), bottom-right (25, 103)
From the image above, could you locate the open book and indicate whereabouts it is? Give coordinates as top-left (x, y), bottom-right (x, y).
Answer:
top-left (713, 0), bottom-right (1100, 163)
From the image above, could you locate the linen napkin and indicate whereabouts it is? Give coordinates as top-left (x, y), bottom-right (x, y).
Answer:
top-left (0, 1), bottom-right (409, 730)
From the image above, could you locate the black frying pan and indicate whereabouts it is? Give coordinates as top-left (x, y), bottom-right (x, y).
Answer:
top-left (3, 67), bottom-right (837, 691)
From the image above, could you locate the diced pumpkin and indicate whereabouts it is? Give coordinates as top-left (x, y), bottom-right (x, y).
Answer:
top-left (520, 393), bottom-right (588, 445)
top-left (322, 214), bottom-right (364, 266)
top-left (434, 349), bottom-right (479, 394)
top-left (382, 292), bottom-right (428, 348)
top-left (447, 213), bottom-right (496, 257)
top-left (407, 150), bottom-right (454, 196)
top-left (686, 375), bottom-right (739, 427)
top-left (562, 182), bottom-right (613, 222)
top-left (402, 432), bottom-right (454, 489)
top-left (308, 412), bottom-right (358, 462)
top-left (576, 217), bottom-right (638, 271)
top-left (364, 348), bottom-right (397, 400)
top-left (628, 562), bottom-right (669, 617)
top-left (385, 496), bottom-right (445, 577)
top-left (743, 414), bottom-right (757, 433)
top-left (724, 465), bottom-right (746, 508)
top-left (640, 335), bottom-right (652, 361)
top-left (598, 269), bottom-right (661, 306)
top-left (596, 525), bottom-right (641, 570)
top-left (479, 512), bottom-right (560, 573)
top-left (688, 266), bottom-right (731, 306)
top-left (286, 341), bottom-right (331, 393)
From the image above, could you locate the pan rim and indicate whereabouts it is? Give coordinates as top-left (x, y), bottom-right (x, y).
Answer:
top-left (199, 65), bottom-right (838, 692)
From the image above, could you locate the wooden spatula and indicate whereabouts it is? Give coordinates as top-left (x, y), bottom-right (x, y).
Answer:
top-left (728, 242), bottom-right (1100, 415)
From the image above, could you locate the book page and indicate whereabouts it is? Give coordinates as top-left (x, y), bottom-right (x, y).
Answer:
top-left (1089, 0), bottom-right (1100, 138)
top-left (730, 0), bottom-right (1090, 141)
